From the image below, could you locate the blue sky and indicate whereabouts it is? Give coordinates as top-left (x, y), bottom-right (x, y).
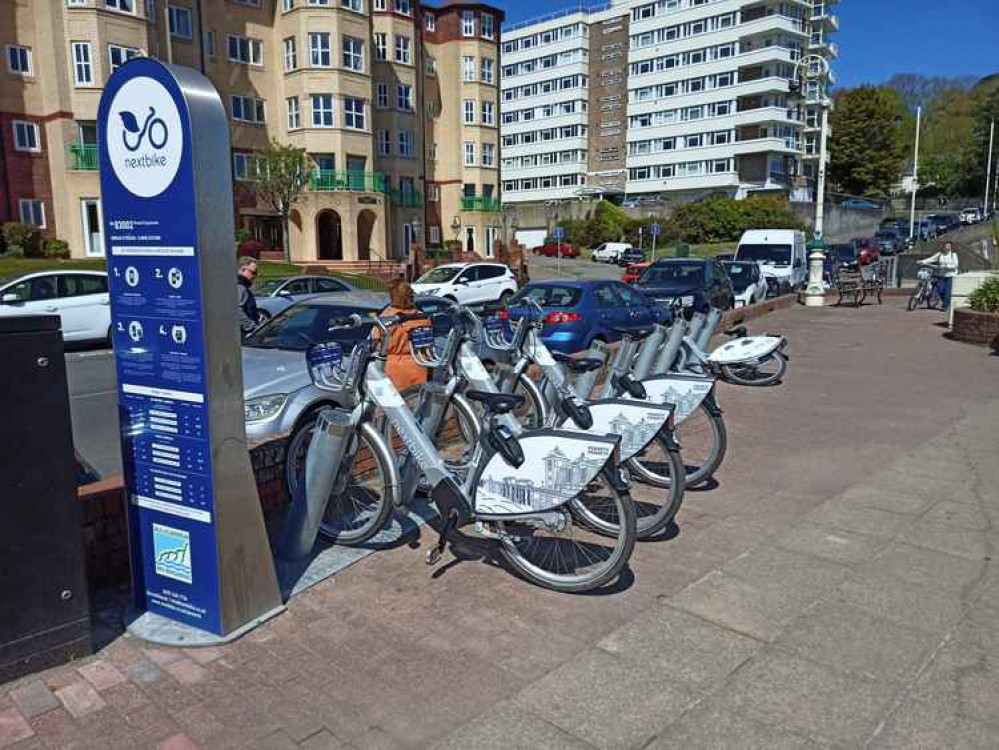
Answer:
top-left (500, 0), bottom-right (999, 89)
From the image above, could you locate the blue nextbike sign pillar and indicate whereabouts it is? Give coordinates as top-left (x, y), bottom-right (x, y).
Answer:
top-left (98, 59), bottom-right (282, 644)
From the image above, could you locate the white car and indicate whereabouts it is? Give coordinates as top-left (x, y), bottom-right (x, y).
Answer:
top-left (960, 207), bottom-right (982, 224)
top-left (0, 270), bottom-right (111, 343)
top-left (722, 261), bottom-right (770, 308)
top-left (411, 262), bottom-right (518, 305)
top-left (591, 242), bottom-right (633, 263)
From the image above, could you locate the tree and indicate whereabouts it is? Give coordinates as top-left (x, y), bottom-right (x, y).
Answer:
top-left (828, 86), bottom-right (908, 198)
top-left (248, 140), bottom-right (313, 263)
top-left (885, 73), bottom-right (977, 112)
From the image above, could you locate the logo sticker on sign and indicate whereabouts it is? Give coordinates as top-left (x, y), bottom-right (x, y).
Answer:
top-left (153, 524), bottom-right (193, 584)
top-left (106, 77), bottom-right (184, 198)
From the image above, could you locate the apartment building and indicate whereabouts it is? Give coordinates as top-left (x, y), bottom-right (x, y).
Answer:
top-left (500, 0), bottom-right (838, 206)
top-left (0, 0), bottom-right (503, 263)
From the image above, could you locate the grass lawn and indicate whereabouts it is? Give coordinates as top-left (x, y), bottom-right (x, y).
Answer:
top-left (0, 256), bottom-right (387, 290)
top-left (573, 241), bottom-right (735, 262)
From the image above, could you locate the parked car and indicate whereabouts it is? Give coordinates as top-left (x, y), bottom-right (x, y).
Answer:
top-left (733, 229), bottom-right (808, 294)
top-left (927, 213), bottom-right (960, 235)
top-left (254, 275), bottom-right (379, 319)
top-left (617, 247), bottom-right (646, 266)
top-left (590, 242), bottom-right (633, 263)
top-left (502, 280), bottom-right (670, 354)
top-left (873, 229), bottom-right (905, 255)
top-left (621, 261), bottom-right (651, 285)
top-left (722, 261), bottom-right (769, 308)
top-left (841, 198), bottom-right (880, 210)
top-left (634, 258), bottom-right (735, 315)
top-left (411, 262), bottom-right (518, 305)
top-left (536, 243), bottom-right (580, 259)
top-left (960, 207), bottom-right (983, 224)
top-left (822, 245), bottom-right (844, 281)
top-left (0, 271), bottom-right (111, 343)
top-left (850, 238), bottom-right (881, 266)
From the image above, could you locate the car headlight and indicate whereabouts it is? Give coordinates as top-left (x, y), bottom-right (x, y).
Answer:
top-left (244, 394), bottom-right (288, 423)
top-left (421, 287), bottom-right (439, 296)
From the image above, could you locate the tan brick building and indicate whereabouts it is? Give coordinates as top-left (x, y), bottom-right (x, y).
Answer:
top-left (0, 0), bottom-right (503, 265)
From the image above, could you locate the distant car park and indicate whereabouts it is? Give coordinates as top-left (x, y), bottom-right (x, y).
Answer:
top-left (960, 207), bottom-right (983, 224)
top-left (841, 198), bottom-right (880, 210)
top-left (535, 243), bottom-right (580, 259)
top-left (0, 270), bottom-right (111, 343)
top-left (634, 258), bottom-right (735, 315)
top-left (722, 261), bottom-right (769, 308)
top-left (254, 275), bottom-right (380, 319)
top-left (617, 247), bottom-right (646, 266)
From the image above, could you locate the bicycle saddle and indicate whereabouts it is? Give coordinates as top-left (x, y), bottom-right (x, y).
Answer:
top-left (464, 390), bottom-right (525, 415)
top-left (551, 352), bottom-right (605, 373)
top-left (609, 326), bottom-right (654, 340)
top-left (725, 326), bottom-right (748, 338)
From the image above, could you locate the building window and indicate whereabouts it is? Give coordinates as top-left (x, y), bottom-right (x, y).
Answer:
top-left (286, 97), bottom-right (300, 129)
top-left (394, 35), bottom-right (410, 64)
top-left (231, 95), bottom-right (266, 124)
top-left (481, 101), bottom-right (494, 126)
top-left (481, 14), bottom-right (494, 39)
top-left (108, 44), bottom-right (139, 72)
top-left (428, 226), bottom-right (441, 245)
top-left (373, 0), bottom-right (384, 9)
top-left (205, 31), bottom-right (215, 57)
top-left (462, 56), bottom-right (475, 82)
top-left (309, 32), bottom-right (331, 67)
top-left (464, 141), bottom-right (475, 166)
top-left (340, 0), bottom-right (362, 11)
top-left (462, 11), bottom-right (475, 36)
top-left (424, 13), bottom-right (435, 31)
top-left (397, 84), bottom-right (413, 111)
top-left (283, 37), bottom-right (297, 71)
top-left (373, 33), bottom-right (387, 61)
top-left (71, 42), bottom-right (93, 85)
top-left (463, 99), bottom-right (475, 125)
top-left (168, 6), bottom-right (192, 38)
top-left (482, 143), bottom-right (495, 166)
top-left (426, 56), bottom-right (437, 76)
top-left (344, 97), bottom-right (365, 129)
top-left (228, 34), bottom-right (263, 65)
top-left (311, 94), bottom-right (334, 127)
top-left (307, 0), bottom-right (330, 4)
top-left (105, 0), bottom-right (134, 12)
top-left (377, 129), bottom-right (390, 156)
top-left (481, 58), bottom-right (493, 84)
top-left (6, 45), bottom-right (32, 75)
top-left (427, 143), bottom-right (438, 161)
top-left (12, 121), bottom-right (40, 152)
top-left (282, 0), bottom-right (294, 10)
top-left (394, 0), bottom-right (410, 14)
top-left (342, 36), bottom-right (363, 71)
top-left (376, 83), bottom-right (388, 108)
top-left (232, 152), bottom-right (258, 181)
top-left (399, 130), bottom-right (414, 157)
top-left (18, 200), bottom-right (45, 228)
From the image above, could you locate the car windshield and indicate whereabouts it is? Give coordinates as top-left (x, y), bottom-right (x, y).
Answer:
top-left (736, 244), bottom-right (792, 266)
top-left (416, 267), bottom-right (461, 284)
top-left (244, 304), bottom-right (376, 351)
top-left (724, 263), bottom-right (756, 291)
top-left (510, 285), bottom-right (582, 308)
top-left (638, 262), bottom-right (705, 285)
top-left (832, 244), bottom-right (856, 259)
top-left (255, 279), bottom-right (286, 296)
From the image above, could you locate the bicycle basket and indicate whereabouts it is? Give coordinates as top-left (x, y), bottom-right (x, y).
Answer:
top-left (409, 324), bottom-right (442, 367)
top-left (484, 315), bottom-right (515, 349)
top-left (307, 342), bottom-right (345, 391)
top-left (916, 266), bottom-right (933, 281)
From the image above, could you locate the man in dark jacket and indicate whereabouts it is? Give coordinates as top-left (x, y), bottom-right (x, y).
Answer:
top-left (237, 256), bottom-right (260, 336)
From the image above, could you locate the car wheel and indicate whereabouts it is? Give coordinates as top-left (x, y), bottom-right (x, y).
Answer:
top-left (499, 289), bottom-right (514, 304)
top-left (444, 295), bottom-right (458, 303)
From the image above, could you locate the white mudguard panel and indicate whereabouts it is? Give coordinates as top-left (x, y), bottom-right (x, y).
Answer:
top-left (475, 432), bottom-right (616, 516)
top-left (558, 400), bottom-right (672, 462)
top-left (640, 375), bottom-right (714, 426)
top-left (709, 336), bottom-right (783, 365)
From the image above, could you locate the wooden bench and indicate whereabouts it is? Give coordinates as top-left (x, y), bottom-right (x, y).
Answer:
top-left (833, 265), bottom-right (885, 308)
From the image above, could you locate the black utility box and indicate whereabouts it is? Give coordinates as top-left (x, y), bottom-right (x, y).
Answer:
top-left (0, 316), bottom-right (91, 682)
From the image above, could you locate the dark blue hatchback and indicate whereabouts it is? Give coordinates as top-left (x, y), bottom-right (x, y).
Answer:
top-left (503, 280), bottom-right (670, 354)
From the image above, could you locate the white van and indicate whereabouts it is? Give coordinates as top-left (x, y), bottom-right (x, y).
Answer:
top-left (734, 230), bottom-right (807, 294)
top-left (591, 242), bottom-right (633, 263)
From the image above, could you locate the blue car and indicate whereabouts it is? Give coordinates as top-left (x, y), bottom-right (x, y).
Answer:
top-left (503, 280), bottom-right (670, 354)
top-left (841, 199), bottom-right (880, 210)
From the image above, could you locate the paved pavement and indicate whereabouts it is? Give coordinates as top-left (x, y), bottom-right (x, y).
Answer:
top-left (527, 253), bottom-right (630, 282)
top-left (5, 301), bottom-right (999, 749)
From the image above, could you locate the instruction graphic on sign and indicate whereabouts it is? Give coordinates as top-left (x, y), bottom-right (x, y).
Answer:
top-left (153, 524), bottom-right (193, 584)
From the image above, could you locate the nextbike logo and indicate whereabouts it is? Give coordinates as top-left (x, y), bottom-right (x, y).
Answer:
top-left (106, 77), bottom-right (184, 198)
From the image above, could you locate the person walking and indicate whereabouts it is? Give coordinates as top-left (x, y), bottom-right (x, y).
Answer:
top-left (237, 256), bottom-right (261, 336)
top-left (918, 241), bottom-right (959, 309)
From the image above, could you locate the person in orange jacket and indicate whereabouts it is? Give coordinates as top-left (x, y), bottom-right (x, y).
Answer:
top-left (376, 279), bottom-right (430, 393)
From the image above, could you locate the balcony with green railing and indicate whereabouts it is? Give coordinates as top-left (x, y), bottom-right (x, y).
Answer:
top-left (69, 142), bottom-right (99, 171)
top-left (309, 170), bottom-right (387, 193)
top-left (461, 196), bottom-right (501, 213)
top-left (387, 190), bottom-right (423, 208)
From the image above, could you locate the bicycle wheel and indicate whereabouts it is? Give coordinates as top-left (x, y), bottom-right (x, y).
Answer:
top-left (721, 351), bottom-right (788, 387)
top-left (907, 292), bottom-right (920, 311)
top-left (495, 468), bottom-right (636, 593)
top-left (287, 420), bottom-right (395, 545)
top-left (665, 402), bottom-right (726, 488)
top-left (617, 435), bottom-right (686, 537)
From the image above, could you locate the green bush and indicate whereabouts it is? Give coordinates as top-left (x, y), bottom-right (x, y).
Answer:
top-left (969, 277), bottom-right (999, 313)
top-left (43, 238), bottom-right (70, 259)
top-left (2, 222), bottom-right (39, 256)
top-left (671, 196), bottom-right (804, 244)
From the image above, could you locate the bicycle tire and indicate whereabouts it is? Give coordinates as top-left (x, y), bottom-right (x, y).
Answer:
top-left (721, 351), bottom-right (788, 387)
top-left (495, 468), bottom-right (636, 593)
top-left (907, 293), bottom-right (919, 311)
top-left (312, 422), bottom-right (396, 545)
top-left (672, 403), bottom-right (726, 488)
top-left (597, 434), bottom-right (685, 537)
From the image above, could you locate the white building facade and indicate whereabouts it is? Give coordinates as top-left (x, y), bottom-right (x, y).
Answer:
top-left (500, 0), bottom-right (838, 205)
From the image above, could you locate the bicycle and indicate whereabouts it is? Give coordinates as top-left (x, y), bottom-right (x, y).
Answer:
top-left (120, 107), bottom-right (168, 151)
top-left (907, 266), bottom-right (942, 311)
top-left (283, 311), bottom-right (637, 593)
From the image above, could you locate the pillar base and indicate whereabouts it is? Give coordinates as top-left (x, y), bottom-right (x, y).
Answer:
top-left (804, 292), bottom-right (826, 308)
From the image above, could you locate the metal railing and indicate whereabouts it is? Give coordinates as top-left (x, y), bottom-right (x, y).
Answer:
top-left (309, 170), bottom-right (387, 193)
top-left (69, 142), bottom-right (99, 171)
top-left (503, 1), bottom-right (610, 32)
top-left (387, 190), bottom-right (423, 208)
top-left (461, 196), bottom-right (502, 212)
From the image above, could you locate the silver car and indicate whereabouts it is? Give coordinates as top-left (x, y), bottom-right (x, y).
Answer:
top-left (254, 275), bottom-right (383, 320)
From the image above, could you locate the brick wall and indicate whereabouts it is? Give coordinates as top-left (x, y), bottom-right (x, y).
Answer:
top-left (951, 308), bottom-right (999, 349)
top-left (0, 112), bottom-right (55, 236)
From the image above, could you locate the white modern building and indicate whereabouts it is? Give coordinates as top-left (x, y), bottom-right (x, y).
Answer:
top-left (500, 0), bottom-right (838, 206)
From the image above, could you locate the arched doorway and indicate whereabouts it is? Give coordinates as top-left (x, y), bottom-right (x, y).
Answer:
top-left (316, 210), bottom-right (342, 261)
top-left (357, 209), bottom-right (376, 261)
